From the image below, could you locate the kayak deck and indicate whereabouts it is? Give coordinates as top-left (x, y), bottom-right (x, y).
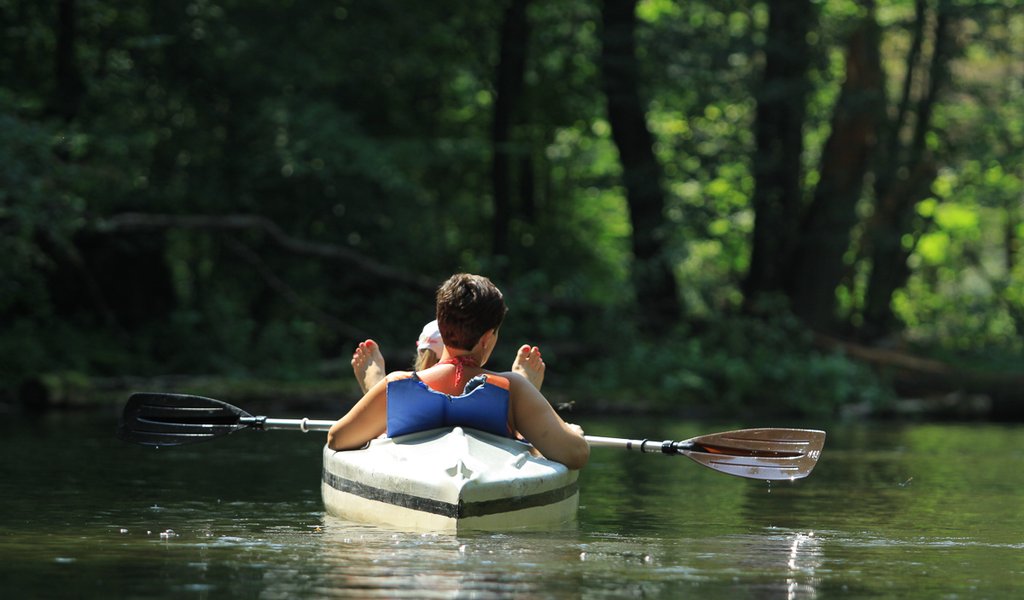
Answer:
top-left (321, 427), bottom-right (579, 532)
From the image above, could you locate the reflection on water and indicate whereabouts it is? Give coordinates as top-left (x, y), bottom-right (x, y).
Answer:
top-left (785, 532), bottom-right (821, 599)
top-left (310, 516), bottom-right (579, 598)
top-left (1, 414), bottom-right (1022, 598)
top-left (584, 529), bottom-right (826, 598)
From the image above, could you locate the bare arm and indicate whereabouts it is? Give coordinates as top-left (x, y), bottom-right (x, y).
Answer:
top-left (327, 376), bottom-right (389, 450)
top-left (506, 373), bottom-right (589, 470)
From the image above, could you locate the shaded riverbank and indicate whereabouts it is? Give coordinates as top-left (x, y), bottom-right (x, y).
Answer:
top-left (6, 367), bottom-right (1022, 423)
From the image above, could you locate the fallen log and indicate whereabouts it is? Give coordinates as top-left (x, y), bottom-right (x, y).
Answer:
top-left (815, 334), bottom-right (1024, 420)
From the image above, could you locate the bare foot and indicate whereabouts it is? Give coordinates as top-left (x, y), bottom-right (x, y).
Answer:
top-left (512, 344), bottom-right (545, 390)
top-left (352, 339), bottom-right (386, 394)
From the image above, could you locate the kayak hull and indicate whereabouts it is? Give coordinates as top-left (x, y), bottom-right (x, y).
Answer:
top-left (321, 427), bottom-right (579, 532)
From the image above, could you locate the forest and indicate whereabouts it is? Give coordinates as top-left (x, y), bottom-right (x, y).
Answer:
top-left (1, 0), bottom-right (1022, 419)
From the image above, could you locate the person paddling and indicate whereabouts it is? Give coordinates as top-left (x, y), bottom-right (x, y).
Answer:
top-left (328, 273), bottom-right (588, 470)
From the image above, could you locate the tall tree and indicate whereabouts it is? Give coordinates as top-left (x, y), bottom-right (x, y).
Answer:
top-left (743, 0), bottom-right (818, 307)
top-left (861, 0), bottom-right (956, 341)
top-left (53, 0), bottom-right (85, 120)
top-left (599, 0), bottom-right (680, 327)
top-left (786, 1), bottom-right (884, 331)
top-left (491, 0), bottom-right (531, 267)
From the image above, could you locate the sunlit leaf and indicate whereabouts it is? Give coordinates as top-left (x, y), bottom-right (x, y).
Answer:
top-left (916, 231), bottom-right (950, 265)
top-left (934, 204), bottom-right (980, 232)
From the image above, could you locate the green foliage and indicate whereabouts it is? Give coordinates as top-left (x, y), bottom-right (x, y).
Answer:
top-left (575, 309), bottom-right (893, 418)
top-left (0, 0), bottom-right (1020, 414)
top-left (0, 110), bottom-right (83, 312)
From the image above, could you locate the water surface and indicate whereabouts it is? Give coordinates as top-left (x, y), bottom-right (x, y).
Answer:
top-left (1, 410), bottom-right (1021, 597)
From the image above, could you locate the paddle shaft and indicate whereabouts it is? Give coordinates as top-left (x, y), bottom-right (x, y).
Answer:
top-left (198, 417), bottom-right (783, 457)
top-left (243, 419), bottom-right (685, 452)
top-left (243, 419), bottom-right (689, 452)
top-left (585, 435), bottom-right (693, 454)
top-left (241, 416), bottom-right (335, 433)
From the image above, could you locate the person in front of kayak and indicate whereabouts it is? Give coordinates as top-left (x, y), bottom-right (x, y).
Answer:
top-left (351, 319), bottom-right (546, 393)
top-left (327, 273), bottom-right (589, 470)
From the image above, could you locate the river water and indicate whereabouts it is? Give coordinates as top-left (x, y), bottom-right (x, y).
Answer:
top-left (1, 409), bottom-right (1021, 598)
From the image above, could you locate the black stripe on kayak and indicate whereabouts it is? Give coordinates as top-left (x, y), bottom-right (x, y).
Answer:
top-left (322, 469), bottom-right (579, 519)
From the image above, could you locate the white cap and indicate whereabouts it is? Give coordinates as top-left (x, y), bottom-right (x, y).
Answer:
top-left (416, 320), bottom-right (443, 359)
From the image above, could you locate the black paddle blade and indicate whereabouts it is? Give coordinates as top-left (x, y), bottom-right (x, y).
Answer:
top-left (117, 392), bottom-right (254, 447)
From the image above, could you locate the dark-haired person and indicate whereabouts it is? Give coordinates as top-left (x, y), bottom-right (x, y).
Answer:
top-left (328, 273), bottom-right (588, 470)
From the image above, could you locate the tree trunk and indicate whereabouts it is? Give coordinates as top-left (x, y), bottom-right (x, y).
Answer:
top-left (1006, 206), bottom-right (1023, 335)
top-left (787, 2), bottom-right (883, 331)
top-left (491, 0), bottom-right (531, 267)
top-left (742, 0), bottom-right (817, 307)
top-left (519, 154), bottom-right (536, 224)
top-left (53, 0), bottom-right (85, 120)
top-left (599, 0), bottom-right (680, 327)
top-left (861, 6), bottom-right (954, 341)
top-left (861, 160), bottom-right (937, 339)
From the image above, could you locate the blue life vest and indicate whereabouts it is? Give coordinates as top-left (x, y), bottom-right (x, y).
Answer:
top-left (386, 373), bottom-right (512, 438)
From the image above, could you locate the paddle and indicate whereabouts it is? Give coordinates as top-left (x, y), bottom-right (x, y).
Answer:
top-left (116, 392), bottom-right (337, 446)
top-left (585, 429), bottom-right (825, 481)
top-left (117, 392), bottom-right (825, 480)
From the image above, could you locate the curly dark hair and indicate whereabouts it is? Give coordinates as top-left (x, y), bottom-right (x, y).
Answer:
top-left (435, 273), bottom-right (508, 351)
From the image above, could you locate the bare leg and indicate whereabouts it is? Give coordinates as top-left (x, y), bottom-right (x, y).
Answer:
top-left (511, 344), bottom-right (545, 390)
top-left (351, 339), bottom-right (386, 394)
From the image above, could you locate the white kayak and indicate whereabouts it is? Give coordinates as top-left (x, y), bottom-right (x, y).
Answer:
top-left (321, 427), bottom-right (580, 532)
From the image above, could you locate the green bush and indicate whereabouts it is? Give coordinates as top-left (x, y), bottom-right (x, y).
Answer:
top-left (573, 311), bottom-right (894, 418)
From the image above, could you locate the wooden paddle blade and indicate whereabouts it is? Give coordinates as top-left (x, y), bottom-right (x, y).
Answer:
top-left (688, 428), bottom-right (826, 458)
top-left (117, 392), bottom-right (253, 447)
top-left (681, 428), bottom-right (825, 480)
top-left (681, 448), bottom-right (821, 480)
